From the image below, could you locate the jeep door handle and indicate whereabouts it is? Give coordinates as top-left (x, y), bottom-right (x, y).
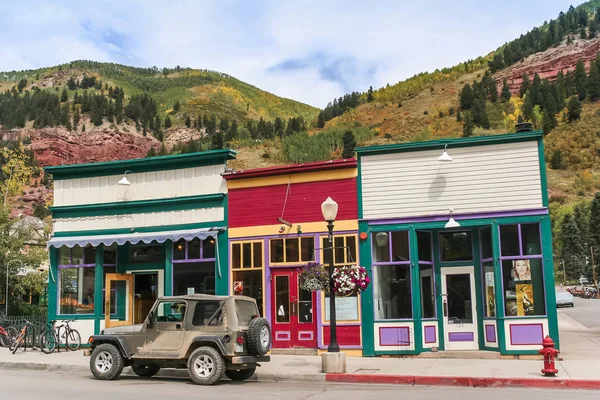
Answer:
top-left (175, 323), bottom-right (182, 329)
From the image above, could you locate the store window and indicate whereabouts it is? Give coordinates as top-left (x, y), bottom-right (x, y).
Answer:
top-left (499, 224), bottom-right (545, 317)
top-left (129, 242), bottom-right (164, 264)
top-left (418, 230), bottom-right (435, 319)
top-left (372, 231), bottom-right (412, 320)
top-left (231, 241), bottom-right (264, 315)
top-left (173, 262), bottom-right (215, 295)
top-left (100, 245), bottom-right (117, 316)
top-left (58, 245), bottom-right (103, 315)
top-left (480, 227), bottom-right (495, 318)
top-left (269, 237), bottom-right (315, 264)
top-left (322, 235), bottom-right (357, 266)
top-left (173, 237), bottom-right (216, 261)
top-left (439, 231), bottom-right (473, 262)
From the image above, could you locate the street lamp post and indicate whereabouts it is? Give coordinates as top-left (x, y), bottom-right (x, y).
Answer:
top-left (5, 259), bottom-right (23, 316)
top-left (321, 197), bottom-right (339, 353)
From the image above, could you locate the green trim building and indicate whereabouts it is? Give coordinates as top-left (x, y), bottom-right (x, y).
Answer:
top-left (356, 131), bottom-right (558, 356)
top-left (45, 150), bottom-right (236, 341)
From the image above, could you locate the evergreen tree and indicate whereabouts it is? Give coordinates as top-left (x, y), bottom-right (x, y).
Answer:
top-left (82, 123), bottom-right (86, 132)
top-left (560, 213), bottom-right (586, 280)
top-left (60, 89), bottom-right (68, 103)
top-left (519, 74), bottom-right (530, 98)
top-left (173, 100), bottom-right (181, 113)
top-left (219, 117), bottom-right (230, 132)
top-left (185, 115), bottom-right (191, 128)
top-left (590, 20), bottom-right (598, 38)
top-left (471, 98), bottom-right (490, 128)
top-left (456, 111), bottom-right (462, 122)
top-left (588, 61), bottom-right (600, 101)
top-left (317, 111), bottom-right (325, 128)
top-left (225, 120), bottom-right (238, 143)
top-left (501, 78), bottom-right (511, 102)
top-left (367, 86), bottom-right (374, 102)
top-left (542, 110), bottom-right (555, 134)
top-left (164, 116), bottom-right (172, 129)
top-left (567, 96), bottom-right (582, 122)
top-left (575, 59), bottom-right (588, 100)
top-left (556, 70), bottom-right (567, 99)
top-left (211, 132), bottom-right (224, 150)
top-left (580, 26), bottom-right (588, 39)
top-left (462, 113), bottom-right (474, 137)
top-left (73, 107), bottom-right (80, 127)
top-left (550, 149), bottom-right (563, 169)
top-left (589, 192), bottom-right (600, 249)
top-left (459, 84), bottom-right (475, 109)
top-left (17, 78), bottom-right (27, 93)
top-left (341, 131), bottom-right (357, 158)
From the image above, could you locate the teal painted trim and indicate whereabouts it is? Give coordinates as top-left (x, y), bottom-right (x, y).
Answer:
top-left (541, 215), bottom-right (559, 348)
top-left (116, 245), bottom-right (129, 274)
top-left (48, 247), bottom-right (59, 321)
top-left (471, 229), bottom-right (485, 350)
top-left (45, 149), bottom-right (237, 180)
top-left (50, 194), bottom-right (225, 219)
top-left (491, 221), bottom-right (507, 353)
top-left (52, 314), bottom-right (97, 320)
top-left (164, 241), bottom-right (173, 296)
top-left (538, 137), bottom-right (549, 207)
top-left (94, 245), bottom-right (104, 335)
top-left (356, 131), bottom-right (543, 156)
top-left (374, 350), bottom-right (420, 356)
top-left (409, 228), bottom-right (423, 353)
top-left (358, 221), bottom-right (375, 356)
top-left (357, 156), bottom-right (363, 220)
top-left (432, 231), bottom-right (445, 350)
top-left (367, 215), bottom-right (548, 232)
top-left (215, 197), bottom-right (229, 296)
top-left (500, 350), bottom-right (542, 355)
top-left (52, 221), bottom-right (224, 238)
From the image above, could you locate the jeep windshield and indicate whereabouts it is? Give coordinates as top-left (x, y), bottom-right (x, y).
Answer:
top-left (235, 299), bottom-right (259, 326)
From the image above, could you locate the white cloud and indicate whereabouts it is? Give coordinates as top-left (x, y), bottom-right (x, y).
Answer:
top-left (0, 0), bottom-right (579, 107)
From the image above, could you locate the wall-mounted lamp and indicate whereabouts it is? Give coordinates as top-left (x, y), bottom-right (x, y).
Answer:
top-left (438, 144), bottom-right (453, 162)
top-left (359, 232), bottom-right (368, 241)
top-left (296, 225), bottom-right (302, 234)
top-left (375, 232), bottom-right (388, 247)
top-left (117, 170), bottom-right (132, 186)
top-left (209, 236), bottom-right (215, 244)
top-left (278, 226), bottom-right (286, 234)
top-left (444, 208), bottom-right (461, 228)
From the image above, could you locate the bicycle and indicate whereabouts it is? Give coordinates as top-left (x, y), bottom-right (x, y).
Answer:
top-left (0, 319), bottom-right (18, 348)
top-left (39, 319), bottom-right (81, 353)
top-left (9, 320), bottom-right (35, 354)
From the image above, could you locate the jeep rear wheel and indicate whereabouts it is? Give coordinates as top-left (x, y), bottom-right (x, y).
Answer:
top-left (247, 317), bottom-right (271, 356)
top-left (187, 346), bottom-right (225, 385)
top-left (90, 343), bottom-right (124, 380)
top-left (225, 366), bottom-right (256, 381)
top-left (131, 362), bottom-right (161, 377)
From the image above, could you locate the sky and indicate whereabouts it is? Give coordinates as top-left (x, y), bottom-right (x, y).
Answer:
top-left (0, 0), bottom-right (584, 108)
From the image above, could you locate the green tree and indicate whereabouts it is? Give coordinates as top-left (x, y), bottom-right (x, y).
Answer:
top-left (60, 89), bottom-right (68, 103)
top-left (575, 59), bottom-right (588, 100)
top-left (567, 96), bottom-right (582, 122)
top-left (211, 132), bottom-right (224, 150)
top-left (589, 192), bottom-right (600, 249)
top-left (185, 115), bottom-right (191, 128)
top-left (67, 77), bottom-right (77, 90)
top-left (164, 116), bottom-right (172, 129)
top-left (367, 86), bottom-right (374, 102)
top-left (471, 98), bottom-right (490, 128)
top-left (501, 78), bottom-right (511, 102)
top-left (560, 213), bottom-right (587, 280)
top-left (317, 111), bottom-right (325, 128)
top-left (173, 100), bottom-right (181, 113)
top-left (588, 61), bottom-right (600, 101)
top-left (341, 130), bottom-right (357, 158)
top-left (519, 73), bottom-right (530, 98)
top-left (459, 84), bottom-right (475, 109)
top-left (462, 113), bottom-right (474, 137)
top-left (550, 149), bottom-right (563, 169)
top-left (456, 111), bottom-right (462, 122)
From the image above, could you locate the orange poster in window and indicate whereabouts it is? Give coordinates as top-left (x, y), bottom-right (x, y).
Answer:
top-left (516, 284), bottom-right (534, 316)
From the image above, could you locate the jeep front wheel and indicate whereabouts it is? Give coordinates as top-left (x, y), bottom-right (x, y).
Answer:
top-left (225, 366), bottom-right (256, 381)
top-left (90, 343), bottom-right (124, 380)
top-left (131, 362), bottom-right (161, 377)
top-left (187, 346), bottom-right (225, 385)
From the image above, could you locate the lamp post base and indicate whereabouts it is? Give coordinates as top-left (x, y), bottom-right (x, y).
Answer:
top-left (321, 351), bottom-right (346, 374)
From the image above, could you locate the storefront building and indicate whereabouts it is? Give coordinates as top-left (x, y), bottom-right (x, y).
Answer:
top-left (357, 131), bottom-right (558, 356)
top-left (223, 160), bottom-right (362, 354)
top-left (45, 150), bottom-right (235, 340)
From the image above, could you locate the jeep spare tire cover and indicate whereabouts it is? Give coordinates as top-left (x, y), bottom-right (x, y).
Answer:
top-left (247, 317), bottom-right (271, 356)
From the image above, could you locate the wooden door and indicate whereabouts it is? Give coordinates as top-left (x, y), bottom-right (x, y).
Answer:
top-left (105, 273), bottom-right (134, 328)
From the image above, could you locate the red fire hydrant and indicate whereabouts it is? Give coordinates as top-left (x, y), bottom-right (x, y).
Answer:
top-left (539, 335), bottom-right (559, 377)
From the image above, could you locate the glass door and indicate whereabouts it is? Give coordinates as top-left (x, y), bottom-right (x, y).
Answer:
top-left (441, 266), bottom-right (478, 350)
top-left (105, 273), bottom-right (134, 328)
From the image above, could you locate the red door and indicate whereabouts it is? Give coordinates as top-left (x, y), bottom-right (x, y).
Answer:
top-left (271, 268), bottom-right (317, 348)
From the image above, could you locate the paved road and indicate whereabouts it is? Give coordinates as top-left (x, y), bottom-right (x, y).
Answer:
top-left (559, 295), bottom-right (600, 330)
top-left (0, 370), bottom-right (597, 400)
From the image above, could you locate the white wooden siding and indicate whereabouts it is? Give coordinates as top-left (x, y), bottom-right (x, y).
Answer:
top-left (53, 164), bottom-right (227, 206)
top-left (53, 207), bottom-right (224, 232)
top-left (361, 141), bottom-right (543, 219)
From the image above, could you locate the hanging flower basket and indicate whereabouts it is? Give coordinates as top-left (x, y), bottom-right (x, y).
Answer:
top-left (332, 265), bottom-right (370, 297)
top-left (298, 262), bottom-right (330, 292)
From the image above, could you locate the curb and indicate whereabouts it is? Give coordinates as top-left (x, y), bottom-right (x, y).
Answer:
top-left (326, 373), bottom-right (600, 391)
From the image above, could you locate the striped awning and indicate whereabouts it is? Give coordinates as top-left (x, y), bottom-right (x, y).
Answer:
top-left (47, 227), bottom-right (222, 248)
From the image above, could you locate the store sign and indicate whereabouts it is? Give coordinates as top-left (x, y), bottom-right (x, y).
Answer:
top-left (234, 281), bottom-right (243, 293)
top-left (187, 287), bottom-right (195, 295)
top-left (325, 296), bottom-right (359, 321)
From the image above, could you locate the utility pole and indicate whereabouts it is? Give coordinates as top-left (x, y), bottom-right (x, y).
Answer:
top-left (592, 247), bottom-right (598, 290)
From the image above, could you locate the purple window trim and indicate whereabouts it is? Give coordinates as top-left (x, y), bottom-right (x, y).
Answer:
top-left (173, 238), bottom-right (216, 262)
top-left (500, 255), bottom-right (543, 260)
top-left (364, 208), bottom-right (548, 226)
top-left (373, 261), bottom-right (411, 266)
top-left (172, 258), bottom-right (216, 264)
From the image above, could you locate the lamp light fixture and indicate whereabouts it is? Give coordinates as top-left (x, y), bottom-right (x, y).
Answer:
top-left (117, 170), bottom-right (132, 186)
top-left (444, 208), bottom-right (461, 228)
top-left (438, 144), bottom-right (453, 162)
top-left (321, 197), bottom-right (339, 222)
top-left (375, 232), bottom-right (389, 247)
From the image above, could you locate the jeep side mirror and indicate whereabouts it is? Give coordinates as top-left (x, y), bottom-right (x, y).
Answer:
top-left (147, 311), bottom-right (154, 328)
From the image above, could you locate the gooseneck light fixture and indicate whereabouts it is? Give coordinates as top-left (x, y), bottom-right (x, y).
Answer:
top-left (445, 208), bottom-right (461, 228)
top-left (117, 170), bottom-right (132, 186)
top-left (438, 144), bottom-right (453, 162)
top-left (321, 196), bottom-right (340, 353)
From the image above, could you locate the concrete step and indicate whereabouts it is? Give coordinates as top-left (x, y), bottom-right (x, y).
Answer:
top-left (270, 348), bottom-right (319, 356)
top-left (417, 350), bottom-right (501, 359)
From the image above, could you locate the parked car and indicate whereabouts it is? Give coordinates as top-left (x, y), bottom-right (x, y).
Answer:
top-left (556, 290), bottom-right (574, 307)
top-left (579, 277), bottom-right (590, 286)
top-left (86, 294), bottom-right (271, 385)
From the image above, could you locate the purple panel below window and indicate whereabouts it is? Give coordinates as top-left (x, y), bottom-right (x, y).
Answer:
top-left (510, 323), bottom-right (544, 345)
top-left (485, 325), bottom-right (497, 343)
top-left (379, 327), bottom-right (411, 346)
top-left (424, 325), bottom-right (437, 344)
top-left (448, 332), bottom-right (474, 342)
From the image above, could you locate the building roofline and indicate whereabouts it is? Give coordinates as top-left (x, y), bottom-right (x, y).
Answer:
top-left (222, 158), bottom-right (357, 180)
top-left (44, 149), bottom-right (238, 180)
top-left (356, 131), bottom-right (543, 157)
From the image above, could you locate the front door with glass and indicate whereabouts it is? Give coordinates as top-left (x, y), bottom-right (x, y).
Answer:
top-left (271, 268), bottom-right (317, 348)
top-left (441, 266), bottom-right (479, 350)
top-left (104, 273), bottom-right (134, 328)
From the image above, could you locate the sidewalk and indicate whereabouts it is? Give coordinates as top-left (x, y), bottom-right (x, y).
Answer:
top-left (2, 348), bottom-right (600, 390)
